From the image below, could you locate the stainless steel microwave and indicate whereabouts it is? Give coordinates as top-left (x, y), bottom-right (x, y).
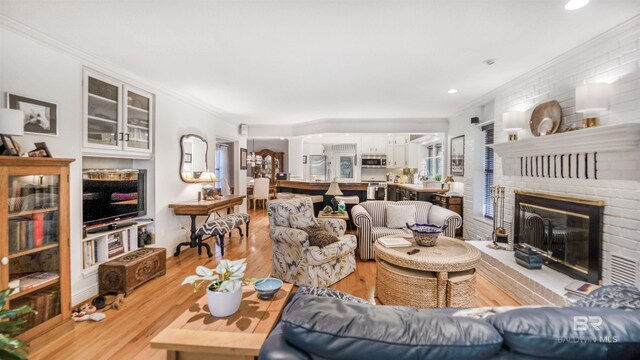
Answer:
top-left (361, 155), bottom-right (387, 168)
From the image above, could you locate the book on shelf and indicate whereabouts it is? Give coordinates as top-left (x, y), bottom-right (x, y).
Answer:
top-left (378, 237), bottom-right (413, 248)
top-left (19, 272), bottom-right (60, 291)
top-left (12, 288), bottom-right (60, 329)
top-left (564, 280), bottom-right (600, 297)
top-left (9, 279), bottom-right (20, 295)
top-left (108, 246), bottom-right (124, 258)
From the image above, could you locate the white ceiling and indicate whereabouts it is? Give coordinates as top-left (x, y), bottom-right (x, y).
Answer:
top-left (2, 1), bottom-right (640, 125)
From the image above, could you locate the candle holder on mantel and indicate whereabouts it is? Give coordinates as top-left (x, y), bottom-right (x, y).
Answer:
top-left (488, 185), bottom-right (509, 250)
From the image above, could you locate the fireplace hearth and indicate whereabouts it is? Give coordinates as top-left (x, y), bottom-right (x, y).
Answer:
top-left (514, 191), bottom-right (604, 284)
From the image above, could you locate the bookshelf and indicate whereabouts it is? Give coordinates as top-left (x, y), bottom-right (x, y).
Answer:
top-left (0, 156), bottom-right (75, 350)
top-left (81, 219), bottom-right (155, 276)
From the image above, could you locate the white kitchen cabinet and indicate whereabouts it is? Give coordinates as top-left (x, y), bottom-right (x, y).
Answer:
top-left (83, 69), bottom-right (154, 158)
top-left (361, 136), bottom-right (386, 154)
top-left (407, 143), bottom-right (423, 168)
top-left (386, 135), bottom-right (408, 167)
top-left (393, 144), bottom-right (407, 167)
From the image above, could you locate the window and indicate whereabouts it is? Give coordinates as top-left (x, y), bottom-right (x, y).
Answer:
top-left (425, 143), bottom-right (443, 178)
top-left (483, 124), bottom-right (494, 218)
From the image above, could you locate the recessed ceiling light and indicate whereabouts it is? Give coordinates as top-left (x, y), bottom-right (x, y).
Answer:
top-left (279, 137), bottom-right (285, 140)
top-left (346, 133), bottom-right (351, 136)
top-left (318, 134), bottom-right (323, 137)
top-left (307, 135), bottom-right (311, 139)
top-left (448, 89), bottom-right (458, 94)
top-left (565, 0), bottom-right (589, 10)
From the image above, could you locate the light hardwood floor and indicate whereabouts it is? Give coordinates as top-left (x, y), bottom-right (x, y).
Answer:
top-left (30, 208), bottom-right (519, 360)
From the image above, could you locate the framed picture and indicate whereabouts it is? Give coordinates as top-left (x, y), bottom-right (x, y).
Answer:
top-left (7, 93), bottom-right (58, 136)
top-left (302, 155), bottom-right (307, 164)
top-left (28, 142), bottom-right (52, 158)
top-left (0, 135), bottom-right (19, 156)
top-left (184, 153), bottom-right (192, 163)
top-left (450, 135), bottom-right (465, 176)
top-left (240, 148), bottom-right (248, 170)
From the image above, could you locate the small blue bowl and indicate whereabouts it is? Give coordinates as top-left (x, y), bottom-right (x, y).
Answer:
top-left (254, 278), bottom-right (283, 300)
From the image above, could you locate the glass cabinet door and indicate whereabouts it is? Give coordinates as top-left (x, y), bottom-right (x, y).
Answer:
top-left (86, 75), bottom-right (121, 148)
top-left (124, 87), bottom-right (153, 153)
top-left (7, 175), bottom-right (62, 332)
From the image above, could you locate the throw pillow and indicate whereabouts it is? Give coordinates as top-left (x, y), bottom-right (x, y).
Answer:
top-left (289, 214), bottom-right (319, 229)
top-left (282, 295), bottom-right (503, 360)
top-left (488, 307), bottom-right (640, 360)
top-left (572, 285), bottom-right (640, 310)
top-left (299, 225), bottom-right (339, 248)
top-left (296, 286), bottom-right (370, 304)
top-left (386, 204), bottom-right (416, 229)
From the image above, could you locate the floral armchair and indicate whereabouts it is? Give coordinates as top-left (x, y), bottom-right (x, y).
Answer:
top-left (267, 197), bottom-right (357, 287)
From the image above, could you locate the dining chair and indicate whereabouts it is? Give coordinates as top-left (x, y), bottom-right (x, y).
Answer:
top-left (249, 178), bottom-right (270, 209)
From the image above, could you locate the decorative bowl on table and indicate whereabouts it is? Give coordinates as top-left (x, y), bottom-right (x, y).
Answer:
top-left (406, 223), bottom-right (448, 247)
top-left (254, 277), bottom-right (283, 300)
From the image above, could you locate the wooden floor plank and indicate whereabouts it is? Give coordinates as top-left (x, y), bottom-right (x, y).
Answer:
top-left (30, 207), bottom-right (519, 359)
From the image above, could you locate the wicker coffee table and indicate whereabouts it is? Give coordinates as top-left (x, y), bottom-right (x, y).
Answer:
top-left (375, 235), bottom-right (481, 308)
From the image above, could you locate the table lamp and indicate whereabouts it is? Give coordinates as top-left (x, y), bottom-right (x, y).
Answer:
top-left (325, 179), bottom-right (343, 214)
top-left (576, 83), bottom-right (609, 128)
top-left (199, 172), bottom-right (220, 201)
top-left (444, 175), bottom-right (455, 193)
top-left (502, 111), bottom-right (526, 141)
top-left (0, 109), bottom-right (24, 156)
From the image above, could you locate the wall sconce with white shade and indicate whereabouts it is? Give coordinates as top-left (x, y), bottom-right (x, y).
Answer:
top-left (576, 83), bottom-right (609, 128)
top-left (502, 111), bottom-right (526, 141)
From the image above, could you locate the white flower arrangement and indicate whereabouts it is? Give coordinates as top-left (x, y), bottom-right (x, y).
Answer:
top-left (182, 258), bottom-right (247, 293)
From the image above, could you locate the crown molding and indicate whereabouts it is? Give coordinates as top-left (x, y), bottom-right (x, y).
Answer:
top-left (0, 14), bottom-right (238, 125)
top-left (248, 117), bottom-right (449, 137)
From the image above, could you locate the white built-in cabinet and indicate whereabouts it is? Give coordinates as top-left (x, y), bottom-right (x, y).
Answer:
top-left (387, 135), bottom-right (408, 167)
top-left (83, 69), bottom-right (154, 158)
top-left (361, 136), bottom-right (386, 154)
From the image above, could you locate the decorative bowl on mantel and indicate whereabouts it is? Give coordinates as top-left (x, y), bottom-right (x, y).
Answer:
top-left (406, 223), bottom-right (448, 247)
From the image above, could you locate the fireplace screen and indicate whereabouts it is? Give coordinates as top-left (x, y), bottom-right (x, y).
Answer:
top-left (514, 191), bottom-right (603, 283)
top-left (519, 204), bottom-right (590, 273)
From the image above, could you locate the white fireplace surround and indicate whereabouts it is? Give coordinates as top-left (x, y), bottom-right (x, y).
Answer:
top-left (490, 123), bottom-right (640, 181)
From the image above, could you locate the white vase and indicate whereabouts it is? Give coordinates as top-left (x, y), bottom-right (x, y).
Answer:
top-left (206, 286), bottom-right (243, 317)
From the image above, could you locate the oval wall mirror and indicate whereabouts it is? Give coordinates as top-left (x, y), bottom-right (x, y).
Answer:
top-left (180, 134), bottom-right (209, 183)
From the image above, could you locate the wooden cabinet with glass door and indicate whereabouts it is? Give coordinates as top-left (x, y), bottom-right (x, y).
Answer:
top-left (251, 149), bottom-right (284, 182)
top-left (0, 157), bottom-right (74, 350)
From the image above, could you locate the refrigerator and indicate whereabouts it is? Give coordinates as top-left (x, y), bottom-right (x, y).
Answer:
top-left (309, 155), bottom-right (328, 181)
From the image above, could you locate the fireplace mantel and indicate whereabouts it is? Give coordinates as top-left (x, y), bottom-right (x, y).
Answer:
top-left (489, 123), bottom-right (640, 158)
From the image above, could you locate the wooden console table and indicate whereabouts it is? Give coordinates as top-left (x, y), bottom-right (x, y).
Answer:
top-left (169, 195), bottom-right (245, 256)
top-left (151, 283), bottom-right (294, 360)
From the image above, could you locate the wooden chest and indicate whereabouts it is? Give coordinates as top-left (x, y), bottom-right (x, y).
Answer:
top-left (99, 248), bottom-right (166, 296)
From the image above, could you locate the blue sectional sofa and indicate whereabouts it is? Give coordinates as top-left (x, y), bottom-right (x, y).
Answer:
top-left (259, 286), bottom-right (640, 360)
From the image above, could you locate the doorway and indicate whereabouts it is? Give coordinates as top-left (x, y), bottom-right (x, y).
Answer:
top-left (215, 138), bottom-right (234, 195)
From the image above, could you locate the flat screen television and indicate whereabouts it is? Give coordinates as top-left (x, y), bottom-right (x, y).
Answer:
top-left (82, 169), bottom-right (147, 227)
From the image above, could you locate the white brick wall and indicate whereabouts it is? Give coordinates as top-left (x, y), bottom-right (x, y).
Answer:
top-left (448, 17), bottom-right (640, 286)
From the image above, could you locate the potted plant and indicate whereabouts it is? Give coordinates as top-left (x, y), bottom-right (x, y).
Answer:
top-left (0, 288), bottom-right (35, 360)
top-left (182, 259), bottom-right (247, 317)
